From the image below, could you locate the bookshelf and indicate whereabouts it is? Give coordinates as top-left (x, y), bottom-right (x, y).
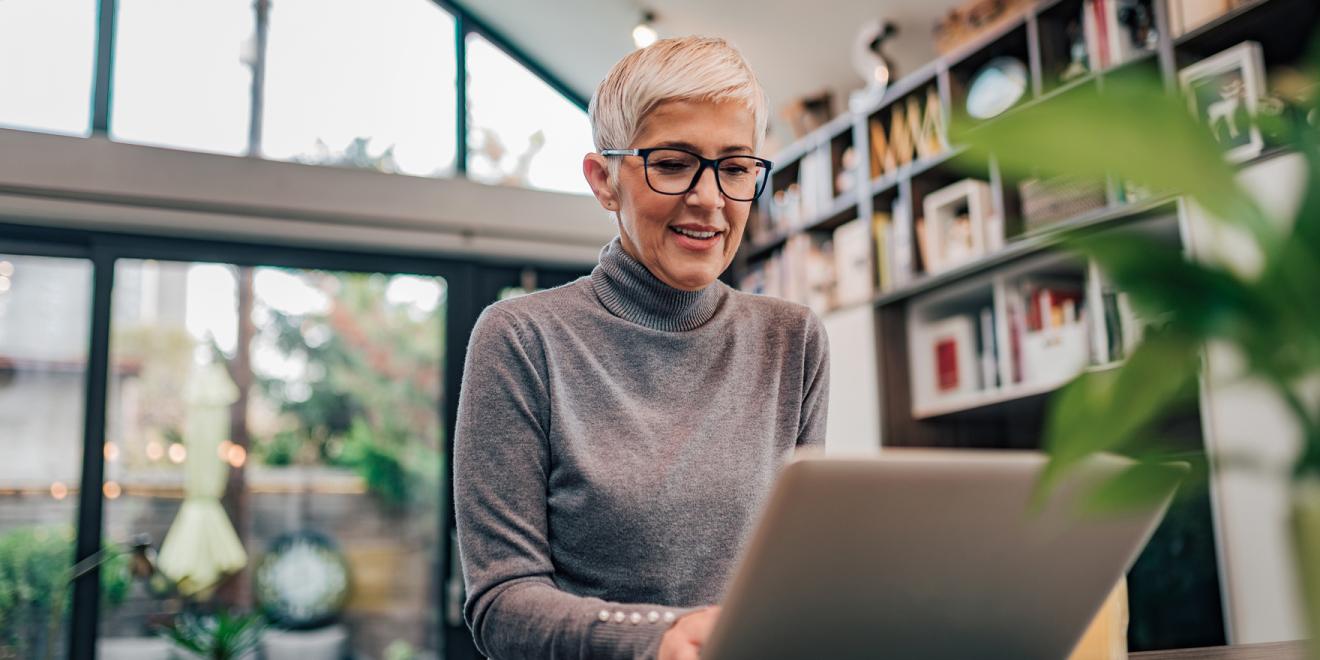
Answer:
top-left (736, 0), bottom-right (1320, 650)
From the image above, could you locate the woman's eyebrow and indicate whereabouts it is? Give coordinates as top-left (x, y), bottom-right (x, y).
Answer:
top-left (652, 140), bottom-right (754, 155)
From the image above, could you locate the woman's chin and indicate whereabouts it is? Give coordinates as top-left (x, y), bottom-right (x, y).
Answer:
top-left (658, 258), bottom-right (720, 291)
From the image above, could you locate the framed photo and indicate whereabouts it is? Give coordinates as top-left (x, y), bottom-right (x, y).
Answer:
top-left (1179, 41), bottom-right (1266, 163)
top-left (927, 315), bottom-right (979, 396)
top-left (922, 178), bottom-right (995, 272)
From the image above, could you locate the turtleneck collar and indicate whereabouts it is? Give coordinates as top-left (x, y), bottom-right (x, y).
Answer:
top-left (590, 236), bottom-right (727, 332)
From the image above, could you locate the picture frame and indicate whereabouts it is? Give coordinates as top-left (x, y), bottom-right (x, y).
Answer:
top-left (1179, 40), bottom-right (1266, 163)
top-left (926, 314), bottom-right (979, 396)
top-left (922, 178), bottom-right (995, 272)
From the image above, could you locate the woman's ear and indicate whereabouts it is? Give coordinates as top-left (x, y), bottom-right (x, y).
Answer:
top-left (583, 153), bottom-right (619, 211)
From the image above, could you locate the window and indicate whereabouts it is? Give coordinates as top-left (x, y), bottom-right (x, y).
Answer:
top-left (99, 259), bottom-right (447, 658)
top-left (465, 34), bottom-right (594, 195)
top-left (0, 254), bottom-right (94, 659)
top-left (109, 0), bottom-right (255, 155)
top-left (0, 0), bottom-right (97, 136)
top-left (261, 0), bottom-right (458, 177)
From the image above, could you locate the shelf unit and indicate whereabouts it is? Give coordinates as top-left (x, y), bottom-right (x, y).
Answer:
top-left (737, 0), bottom-right (1320, 651)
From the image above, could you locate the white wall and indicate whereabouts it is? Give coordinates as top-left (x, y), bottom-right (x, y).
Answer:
top-left (1184, 152), bottom-right (1309, 644)
top-left (0, 128), bottom-right (615, 265)
top-left (822, 304), bottom-right (882, 455)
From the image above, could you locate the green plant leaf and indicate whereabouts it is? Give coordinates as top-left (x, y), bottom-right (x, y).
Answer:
top-left (1035, 327), bottom-right (1200, 504)
top-left (1066, 231), bottom-right (1269, 343)
top-left (1079, 460), bottom-right (1190, 515)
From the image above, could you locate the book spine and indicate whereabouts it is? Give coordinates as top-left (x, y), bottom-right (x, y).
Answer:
top-left (980, 307), bottom-right (998, 390)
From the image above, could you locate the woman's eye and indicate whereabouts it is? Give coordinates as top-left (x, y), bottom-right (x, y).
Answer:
top-left (720, 165), bottom-right (750, 175)
top-left (654, 160), bottom-right (692, 172)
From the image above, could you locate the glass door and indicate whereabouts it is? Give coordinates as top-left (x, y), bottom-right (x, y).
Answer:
top-left (97, 259), bottom-right (448, 660)
top-left (0, 252), bottom-right (95, 660)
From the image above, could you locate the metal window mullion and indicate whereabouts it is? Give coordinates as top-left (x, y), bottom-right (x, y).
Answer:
top-left (247, 0), bottom-right (271, 157)
top-left (455, 14), bottom-right (468, 177)
top-left (90, 0), bottom-right (119, 134)
top-left (68, 246), bottom-right (115, 660)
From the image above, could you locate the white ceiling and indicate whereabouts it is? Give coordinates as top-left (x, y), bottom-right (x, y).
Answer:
top-left (459, 0), bottom-right (966, 152)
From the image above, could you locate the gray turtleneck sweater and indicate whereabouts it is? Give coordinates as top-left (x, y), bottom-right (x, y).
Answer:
top-left (454, 237), bottom-right (829, 659)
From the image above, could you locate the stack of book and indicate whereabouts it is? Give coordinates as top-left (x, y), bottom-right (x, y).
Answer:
top-left (1003, 277), bottom-right (1091, 387)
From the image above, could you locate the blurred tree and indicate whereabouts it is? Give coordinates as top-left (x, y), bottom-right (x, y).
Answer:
top-left (253, 271), bottom-right (445, 509)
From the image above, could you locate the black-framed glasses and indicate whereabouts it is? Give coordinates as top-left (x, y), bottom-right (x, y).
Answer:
top-left (600, 147), bottom-right (773, 202)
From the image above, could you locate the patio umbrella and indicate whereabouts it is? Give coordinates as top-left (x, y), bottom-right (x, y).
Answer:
top-left (157, 360), bottom-right (248, 598)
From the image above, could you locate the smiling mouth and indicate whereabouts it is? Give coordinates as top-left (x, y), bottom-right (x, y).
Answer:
top-left (669, 226), bottom-right (723, 239)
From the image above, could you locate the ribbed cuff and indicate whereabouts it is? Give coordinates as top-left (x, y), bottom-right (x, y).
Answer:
top-left (587, 604), bottom-right (701, 660)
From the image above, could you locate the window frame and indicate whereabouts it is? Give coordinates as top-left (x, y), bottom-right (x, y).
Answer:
top-left (86, 0), bottom-right (589, 179)
top-left (0, 221), bottom-right (588, 660)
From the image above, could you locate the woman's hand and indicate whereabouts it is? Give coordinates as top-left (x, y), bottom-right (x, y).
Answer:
top-left (658, 606), bottom-right (721, 660)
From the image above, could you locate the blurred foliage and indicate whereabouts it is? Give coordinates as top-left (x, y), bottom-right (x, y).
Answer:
top-left (0, 526), bottom-right (130, 660)
top-left (254, 271), bottom-right (445, 508)
top-left (112, 324), bottom-right (197, 459)
top-left (297, 136), bottom-right (400, 174)
top-left (952, 48), bottom-right (1320, 504)
top-left (163, 610), bottom-right (265, 660)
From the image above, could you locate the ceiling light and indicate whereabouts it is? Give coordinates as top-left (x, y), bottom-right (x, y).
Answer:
top-left (633, 11), bottom-right (658, 49)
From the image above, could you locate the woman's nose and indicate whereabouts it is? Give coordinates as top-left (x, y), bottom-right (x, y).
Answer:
top-left (686, 165), bottom-right (725, 210)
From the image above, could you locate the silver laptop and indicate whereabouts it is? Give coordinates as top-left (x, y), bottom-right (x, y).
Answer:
top-left (702, 450), bottom-right (1184, 660)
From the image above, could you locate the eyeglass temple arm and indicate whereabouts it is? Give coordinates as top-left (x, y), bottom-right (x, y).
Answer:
top-left (600, 149), bottom-right (640, 156)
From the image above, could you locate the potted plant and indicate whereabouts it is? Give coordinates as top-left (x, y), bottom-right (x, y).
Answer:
top-left (954, 41), bottom-right (1320, 654)
top-left (163, 610), bottom-right (265, 660)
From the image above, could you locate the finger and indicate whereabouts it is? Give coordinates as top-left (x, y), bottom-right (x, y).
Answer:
top-left (687, 608), bottom-right (721, 642)
top-left (675, 644), bottom-right (702, 660)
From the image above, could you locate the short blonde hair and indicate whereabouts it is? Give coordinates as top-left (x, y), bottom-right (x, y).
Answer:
top-left (589, 36), bottom-right (769, 179)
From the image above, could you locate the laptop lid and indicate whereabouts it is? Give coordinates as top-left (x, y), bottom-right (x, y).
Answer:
top-left (702, 450), bottom-right (1184, 660)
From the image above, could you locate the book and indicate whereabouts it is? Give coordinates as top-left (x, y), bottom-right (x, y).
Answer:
top-left (889, 197), bottom-right (913, 286)
top-left (1083, 0), bottom-right (1106, 71)
top-left (889, 104), bottom-right (915, 167)
top-left (919, 86), bottom-right (947, 158)
top-left (1093, 0), bottom-right (1111, 70)
top-left (1116, 290), bottom-right (1143, 355)
top-left (869, 117), bottom-right (888, 176)
top-left (740, 263), bottom-right (767, 295)
top-left (979, 306), bottom-right (999, 390)
top-left (915, 216), bottom-right (936, 274)
top-left (907, 95), bottom-right (928, 160)
top-left (872, 212), bottom-right (893, 293)
top-left (833, 217), bottom-right (874, 306)
top-left (782, 233), bottom-right (836, 314)
top-left (1106, 0), bottom-right (1158, 66)
top-left (1170, 0), bottom-right (1232, 37)
top-left (1005, 288), bottom-right (1027, 384)
top-left (1012, 277), bottom-right (1091, 385)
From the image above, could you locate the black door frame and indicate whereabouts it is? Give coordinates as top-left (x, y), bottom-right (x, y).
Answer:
top-left (0, 221), bottom-right (590, 660)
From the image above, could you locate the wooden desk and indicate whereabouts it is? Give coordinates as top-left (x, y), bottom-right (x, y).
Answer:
top-left (1131, 641), bottom-right (1308, 659)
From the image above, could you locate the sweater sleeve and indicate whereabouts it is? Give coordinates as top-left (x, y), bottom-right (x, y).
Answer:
top-left (796, 311), bottom-right (830, 448)
top-left (453, 306), bottom-right (686, 660)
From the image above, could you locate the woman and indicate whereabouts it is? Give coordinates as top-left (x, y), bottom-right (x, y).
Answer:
top-left (454, 36), bottom-right (829, 660)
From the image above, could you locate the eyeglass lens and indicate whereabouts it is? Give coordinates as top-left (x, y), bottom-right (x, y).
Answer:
top-left (643, 149), bottom-right (768, 200)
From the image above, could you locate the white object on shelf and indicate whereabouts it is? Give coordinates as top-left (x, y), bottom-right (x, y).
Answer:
top-left (98, 637), bottom-right (172, 660)
top-left (1179, 40), bottom-right (1267, 164)
top-left (260, 625), bottom-right (348, 660)
top-left (979, 307), bottom-right (999, 390)
top-left (823, 304), bottom-right (882, 452)
top-left (912, 314), bottom-right (980, 412)
top-left (833, 217), bottom-right (874, 306)
top-left (922, 178), bottom-right (994, 273)
top-left (1020, 322), bottom-right (1090, 386)
top-left (890, 196), bottom-right (914, 286)
top-left (1169, 0), bottom-right (1233, 37)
